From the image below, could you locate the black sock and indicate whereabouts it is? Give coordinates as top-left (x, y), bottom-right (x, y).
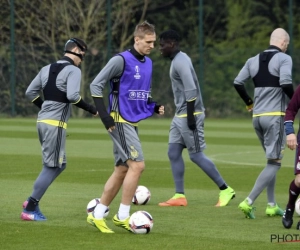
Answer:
top-left (286, 180), bottom-right (300, 211)
top-left (219, 183), bottom-right (228, 190)
top-left (25, 197), bottom-right (39, 211)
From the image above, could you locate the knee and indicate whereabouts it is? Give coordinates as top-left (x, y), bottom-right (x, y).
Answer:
top-left (168, 148), bottom-right (178, 161)
top-left (128, 160), bottom-right (145, 173)
top-left (295, 175), bottom-right (300, 187)
top-left (136, 162), bottom-right (145, 173)
top-left (189, 152), bottom-right (204, 164)
top-left (189, 153), bottom-right (197, 163)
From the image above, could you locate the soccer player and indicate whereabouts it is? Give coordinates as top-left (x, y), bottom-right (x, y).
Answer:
top-left (282, 86), bottom-right (300, 229)
top-left (233, 28), bottom-right (293, 219)
top-left (158, 30), bottom-right (235, 207)
top-left (88, 21), bottom-right (164, 233)
top-left (22, 38), bottom-right (97, 221)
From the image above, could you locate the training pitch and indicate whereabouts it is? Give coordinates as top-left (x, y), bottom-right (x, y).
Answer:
top-left (0, 117), bottom-right (298, 249)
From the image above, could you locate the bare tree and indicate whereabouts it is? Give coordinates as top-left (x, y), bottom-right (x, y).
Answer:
top-left (11, 0), bottom-right (153, 116)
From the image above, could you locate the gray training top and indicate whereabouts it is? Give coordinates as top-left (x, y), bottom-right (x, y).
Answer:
top-left (234, 48), bottom-right (293, 115)
top-left (170, 51), bottom-right (204, 117)
top-left (90, 56), bottom-right (123, 99)
top-left (25, 59), bottom-right (83, 125)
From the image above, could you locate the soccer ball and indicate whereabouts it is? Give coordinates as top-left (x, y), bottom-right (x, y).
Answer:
top-left (129, 211), bottom-right (153, 234)
top-left (295, 198), bottom-right (300, 216)
top-left (132, 185), bottom-right (151, 205)
top-left (86, 198), bottom-right (109, 218)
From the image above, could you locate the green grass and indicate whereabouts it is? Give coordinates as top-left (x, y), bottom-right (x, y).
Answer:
top-left (0, 117), bottom-right (298, 249)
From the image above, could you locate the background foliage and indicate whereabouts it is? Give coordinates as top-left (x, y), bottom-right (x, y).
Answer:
top-left (2, 0), bottom-right (300, 117)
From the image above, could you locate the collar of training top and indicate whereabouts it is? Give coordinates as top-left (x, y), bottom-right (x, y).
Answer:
top-left (170, 50), bottom-right (180, 60)
top-left (60, 56), bottom-right (75, 65)
top-left (267, 45), bottom-right (282, 52)
top-left (129, 47), bottom-right (145, 62)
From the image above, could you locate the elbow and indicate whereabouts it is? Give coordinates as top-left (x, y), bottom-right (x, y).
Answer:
top-left (25, 90), bottom-right (30, 98)
top-left (67, 95), bottom-right (80, 103)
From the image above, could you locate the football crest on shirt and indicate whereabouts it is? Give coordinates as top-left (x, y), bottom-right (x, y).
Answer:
top-left (130, 146), bottom-right (138, 159)
top-left (297, 162), bottom-right (300, 170)
top-left (134, 65), bottom-right (141, 79)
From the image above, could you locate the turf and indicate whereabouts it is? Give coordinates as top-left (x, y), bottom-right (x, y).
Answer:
top-left (0, 117), bottom-right (299, 249)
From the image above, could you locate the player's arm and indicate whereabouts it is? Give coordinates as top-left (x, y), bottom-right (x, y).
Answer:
top-left (279, 55), bottom-right (294, 99)
top-left (25, 71), bottom-right (44, 109)
top-left (233, 60), bottom-right (253, 111)
top-left (186, 99), bottom-right (196, 130)
top-left (176, 59), bottom-right (197, 130)
top-left (73, 97), bottom-right (97, 115)
top-left (90, 56), bottom-right (124, 130)
top-left (284, 85), bottom-right (300, 150)
top-left (66, 67), bottom-right (97, 115)
top-left (147, 60), bottom-right (164, 115)
top-left (147, 88), bottom-right (164, 115)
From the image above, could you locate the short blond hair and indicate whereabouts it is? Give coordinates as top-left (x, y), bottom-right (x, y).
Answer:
top-left (134, 21), bottom-right (155, 38)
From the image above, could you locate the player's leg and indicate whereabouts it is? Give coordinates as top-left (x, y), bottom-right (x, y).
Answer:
top-left (251, 116), bottom-right (283, 209)
top-left (89, 124), bottom-right (137, 233)
top-left (184, 113), bottom-right (235, 207)
top-left (112, 159), bottom-right (144, 231)
top-left (89, 164), bottom-right (127, 234)
top-left (94, 164), bottom-right (128, 219)
top-left (159, 117), bottom-right (188, 206)
top-left (265, 116), bottom-right (285, 216)
top-left (168, 143), bottom-right (185, 194)
top-left (238, 117), bottom-right (263, 218)
top-left (110, 123), bottom-right (144, 231)
top-left (21, 124), bottom-right (67, 221)
top-left (247, 160), bottom-right (280, 203)
top-left (266, 175), bottom-right (284, 216)
top-left (282, 175), bottom-right (300, 229)
top-left (239, 116), bottom-right (283, 218)
top-left (282, 138), bottom-right (300, 228)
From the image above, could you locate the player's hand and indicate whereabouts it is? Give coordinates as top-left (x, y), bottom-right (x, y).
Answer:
top-left (158, 105), bottom-right (165, 115)
top-left (154, 105), bottom-right (164, 115)
top-left (246, 104), bottom-right (253, 112)
top-left (93, 111), bottom-right (98, 117)
top-left (101, 116), bottom-right (115, 132)
top-left (286, 133), bottom-right (297, 150)
top-left (187, 116), bottom-right (196, 130)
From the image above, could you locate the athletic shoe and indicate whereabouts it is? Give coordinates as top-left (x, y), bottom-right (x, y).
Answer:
top-left (215, 186), bottom-right (235, 207)
top-left (265, 204), bottom-right (284, 216)
top-left (22, 200), bottom-right (47, 220)
top-left (20, 210), bottom-right (47, 221)
top-left (112, 214), bottom-right (131, 232)
top-left (87, 213), bottom-right (114, 233)
top-left (282, 208), bottom-right (293, 229)
top-left (238, 199), bottom-right (255, 219)
top-left (158, 195), bottom-right (187, 207)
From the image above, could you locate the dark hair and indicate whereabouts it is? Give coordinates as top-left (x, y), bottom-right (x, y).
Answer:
top-left (64, 38), bottom-right (87, 52)
top-left (159, 30), bottom-right (180, 42)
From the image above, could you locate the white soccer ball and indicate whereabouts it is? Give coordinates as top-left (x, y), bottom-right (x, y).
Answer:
top-left (86, 198), bottom-right (109, 218)
top-left (295, 198), bottom-right (300, 216)
top-left (129, 211), bottom-right (153, 234)
top-left (132, 185), bottom-right (151, 205)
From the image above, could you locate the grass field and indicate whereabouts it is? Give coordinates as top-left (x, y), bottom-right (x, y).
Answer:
top-left (0, 117), bottom-right (299, 249)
